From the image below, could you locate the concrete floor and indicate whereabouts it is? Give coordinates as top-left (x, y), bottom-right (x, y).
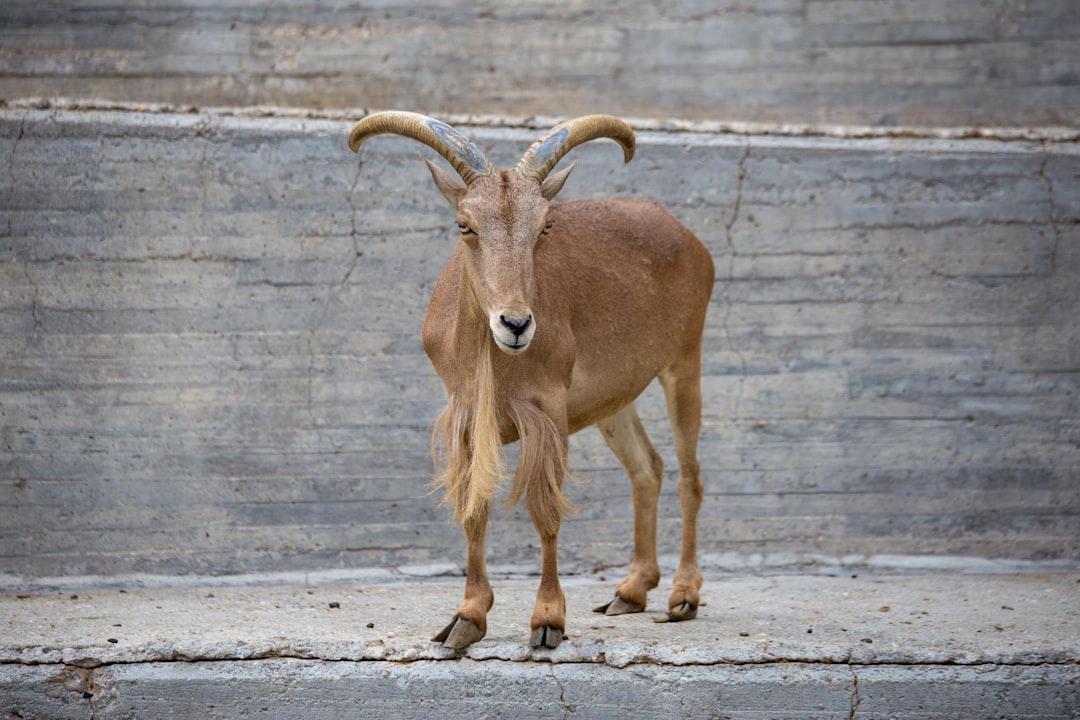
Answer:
top-left (3, 568), bottom-right (1078, 718)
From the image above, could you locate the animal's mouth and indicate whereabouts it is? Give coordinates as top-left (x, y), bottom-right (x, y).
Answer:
top-left (494, 336), bottom-right (531, 355)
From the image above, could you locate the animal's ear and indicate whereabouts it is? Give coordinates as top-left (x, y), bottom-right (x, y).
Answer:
top-left (540, 161), bottom-right (575, 201)
top-left (422, 155), bottom-right (467, 208)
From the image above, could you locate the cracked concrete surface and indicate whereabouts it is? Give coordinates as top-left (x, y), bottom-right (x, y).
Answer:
top-left (2, 105), bottom-right (1078, 716)
top-left (2, 572), bottom-right (1078, 717)
top-left (719, 139), bottom-right (751, 425)
top-left (1037, 145), bottom-right (1064, 270)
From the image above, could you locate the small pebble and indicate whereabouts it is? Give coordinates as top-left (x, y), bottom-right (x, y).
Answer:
top-left (739, 631), bottom-right (750, 637)
top-left (367, 622), bottom-right (375, 629)
top-left (107, 638), bottom-right (118, 644)
top-left (861, 637), bottom-right (874, 644)
top-left (328, 601), bottom-right (340, 609)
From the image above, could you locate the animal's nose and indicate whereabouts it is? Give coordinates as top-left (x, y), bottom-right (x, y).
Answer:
top-left (499, 313), bottom-right (533, 337)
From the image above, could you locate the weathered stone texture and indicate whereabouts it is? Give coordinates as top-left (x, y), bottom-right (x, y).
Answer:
top-left (5, 660), bottom-right (1079, 720)
top-left (1, 0), bottom-right (1078, 127)
top-left (1, 108), bottom-right (1077, 578)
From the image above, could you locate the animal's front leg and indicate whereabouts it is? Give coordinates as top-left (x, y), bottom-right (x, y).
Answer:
top-left (497, 396), bottom-right (574, 648)
top-left (527, 458), bottom-right (568, 647)
top-left (530, 529), bottom-right (566, 648)
top-left (433, 504), bottom-right (494, 649)
top-left (516, 400), bottom-right (570, 649)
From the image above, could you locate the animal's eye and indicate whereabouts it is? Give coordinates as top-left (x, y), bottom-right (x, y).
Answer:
top-left (540, 219), bottom-right (554, 236)
top-left (457, 221), bottom-right (476, 236)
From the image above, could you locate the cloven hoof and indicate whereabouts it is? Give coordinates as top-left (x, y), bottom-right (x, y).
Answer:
top-left (654, 601), bottom-right (698, 623)
top-left (530, 624), bottom-right (565, 649)
top-left (593, 594), bottom-right (646, 616)
top-left (432, 616), bottom-right (485, 649)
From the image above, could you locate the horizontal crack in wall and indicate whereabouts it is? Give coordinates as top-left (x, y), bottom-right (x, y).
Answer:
top-left (4, 97), bottom-right (1078, 143)
top-left (6, 651), bottom-right (1077, 670)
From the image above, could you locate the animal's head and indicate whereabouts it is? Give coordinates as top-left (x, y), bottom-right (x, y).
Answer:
top-left (348, 112), bottom-right (635, 355)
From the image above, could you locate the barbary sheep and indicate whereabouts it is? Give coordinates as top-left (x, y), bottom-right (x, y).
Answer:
top-left (347, 112), bottom-right (714, 649)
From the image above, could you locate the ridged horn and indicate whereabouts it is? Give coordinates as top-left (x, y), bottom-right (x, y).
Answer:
top-left (348, 111), bottom-right (495, 185)
top-left (514, 115), bottom-right (636, 183)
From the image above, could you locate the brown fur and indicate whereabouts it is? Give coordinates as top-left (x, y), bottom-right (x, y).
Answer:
top-left (350, 113), bottom-right (713, 649)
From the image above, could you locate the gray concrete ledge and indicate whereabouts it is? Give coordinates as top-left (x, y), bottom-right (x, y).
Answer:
top-left (3, 572), bottom-right (1079, 718)
top-left (5, 660), bottom-right (1077, 720)
top-left (6, 97), bottom-right (1080, 142)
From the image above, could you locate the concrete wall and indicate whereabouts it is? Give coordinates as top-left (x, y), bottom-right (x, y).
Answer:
top-left (2, 107), bottom-right (1077, 579)
top-left (2, 0), bottom-right (1079, 127)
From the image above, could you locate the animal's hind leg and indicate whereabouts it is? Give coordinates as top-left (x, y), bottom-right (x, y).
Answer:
top-left (658, 358), bottom-right (705, 622)
top-left (593, 402), bottom-right (663, 616)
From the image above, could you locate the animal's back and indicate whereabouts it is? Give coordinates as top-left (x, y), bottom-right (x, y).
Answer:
top-left (536, 198), bottom-right (715, 432)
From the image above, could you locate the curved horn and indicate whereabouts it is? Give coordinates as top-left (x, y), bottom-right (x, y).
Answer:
top-left (348, 111), bottom-right (495, 185)
top-left (514, 115), bottom-right (636, 183)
